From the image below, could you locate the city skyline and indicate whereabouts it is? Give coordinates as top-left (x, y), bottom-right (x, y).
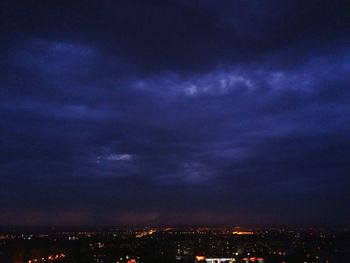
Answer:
top-left (0, 0), bottom-right (349, 227)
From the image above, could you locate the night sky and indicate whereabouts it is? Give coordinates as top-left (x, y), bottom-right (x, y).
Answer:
top-left (1, 0), bottom-right (350, 227)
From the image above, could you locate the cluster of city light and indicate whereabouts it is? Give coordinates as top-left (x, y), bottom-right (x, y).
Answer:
top-left (196, 256), bottom-right (206, 261)
top-left (196, 256), bottom-right (236, 262)
top-left (196, 256), bottom-right (264, 263)
top-left (27, 253), bottom-right (66, 263)
top-left (241, 257), bottom-right (264, 262)
top-left (115, 255), bottom-right (140, 263)
top-left (136, 229), bottom-right (156, 238)
top-left (206, 257), bottom-right (236, 262)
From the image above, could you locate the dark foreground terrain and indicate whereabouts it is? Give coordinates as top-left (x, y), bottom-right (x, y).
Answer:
top-left (0, 227), bottom-right (349, 263)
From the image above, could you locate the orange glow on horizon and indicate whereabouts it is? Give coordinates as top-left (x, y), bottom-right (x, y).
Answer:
top-left (232, 231), bottom-right (254, 235)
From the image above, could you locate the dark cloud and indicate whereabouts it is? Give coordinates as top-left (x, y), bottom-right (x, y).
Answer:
top-left (0, 0), bottom-right (349, 227)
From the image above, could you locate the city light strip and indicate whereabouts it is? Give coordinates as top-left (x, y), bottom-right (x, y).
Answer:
top-left (205, 258), bottom-right (236, 262)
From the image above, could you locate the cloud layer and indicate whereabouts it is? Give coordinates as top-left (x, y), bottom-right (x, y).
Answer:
top-left (0, 0), bottom-right (349, 227)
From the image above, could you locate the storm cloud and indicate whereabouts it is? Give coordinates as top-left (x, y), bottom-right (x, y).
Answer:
top-left (0, 0), bottom-right (349, 227)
